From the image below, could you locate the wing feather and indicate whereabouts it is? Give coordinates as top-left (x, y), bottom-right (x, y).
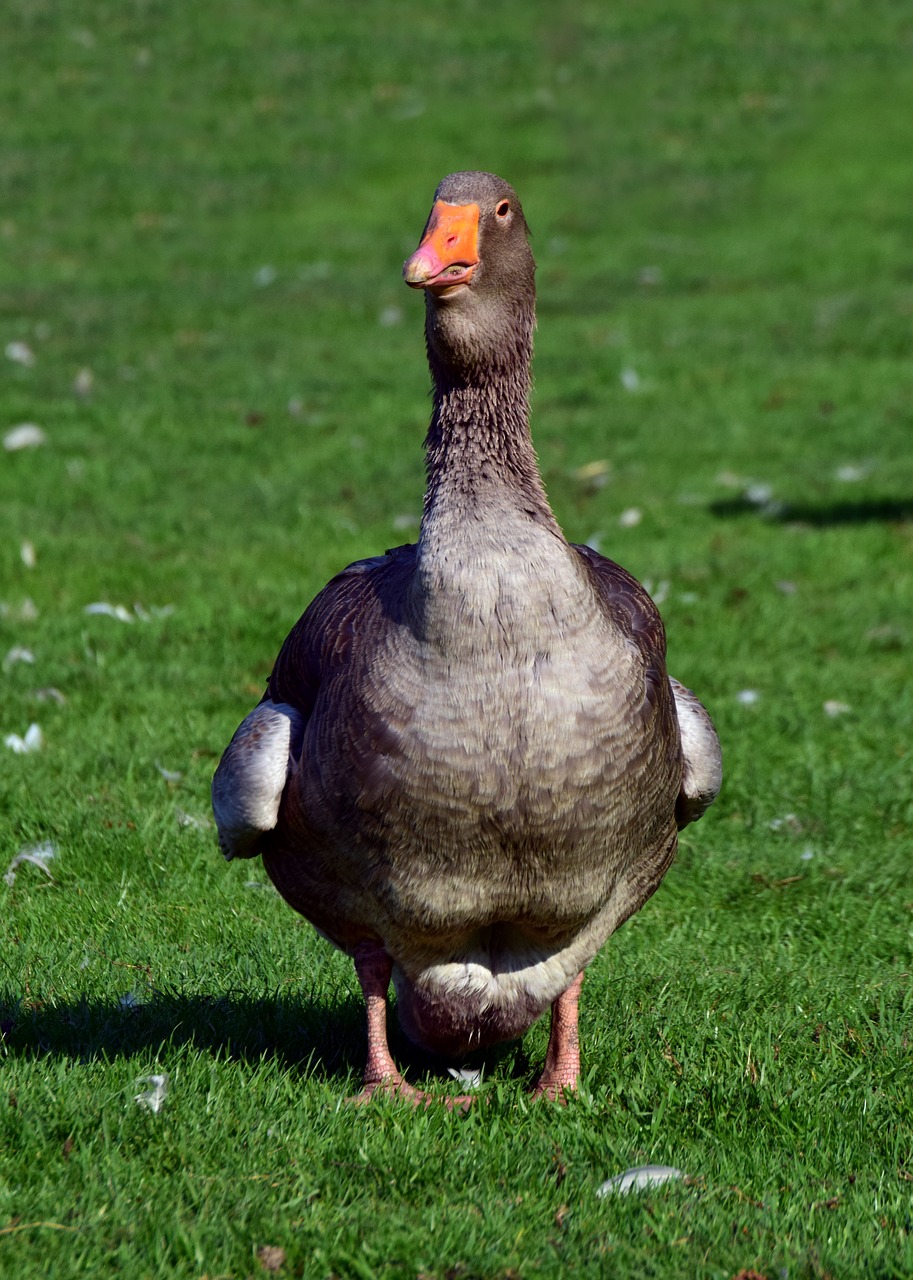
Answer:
top-left (212, 545), bottom-right (417, 857)
top-left (573, 543), bottom-right (720, 827)
top-left (669, 677), bottom-right (722, 828)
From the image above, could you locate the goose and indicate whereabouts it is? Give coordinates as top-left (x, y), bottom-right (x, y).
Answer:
top-left (212, 171), bottom-right (722, 1103)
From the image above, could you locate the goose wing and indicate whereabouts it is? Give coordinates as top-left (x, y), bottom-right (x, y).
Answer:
top-left (572, 543), bottom-right (720, 828)
top-left (211, 546), bottom-right (415, 859)
top-left (572, 542), bottom-right (672, 719)
top-left (669, 677), bottom-right (722, 828)
top-left (212, 699), bottom-right (304, 860)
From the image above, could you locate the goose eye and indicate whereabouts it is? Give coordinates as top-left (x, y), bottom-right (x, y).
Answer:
top-left (495, 200), bottom-right (510, 218)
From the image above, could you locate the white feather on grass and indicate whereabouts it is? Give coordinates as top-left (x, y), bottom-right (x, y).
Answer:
top-left (4, 723), bottom-right (43, 754)
top-left (134, 1074), bottom-right (169, 1114)
top-left (4, 423), bottom-right (46, 451)
top-left (597, 1165), bottom-right (684, 1197)
top-left (4, 841), bottom-right (56, 886)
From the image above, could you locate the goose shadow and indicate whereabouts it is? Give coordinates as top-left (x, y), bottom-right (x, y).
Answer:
top-left (709, 496), bottom-right (913, 525)
top-left (0, 989), bottom-right (363, 1079)
top-left (0, 989), bottom-right (529, 1086)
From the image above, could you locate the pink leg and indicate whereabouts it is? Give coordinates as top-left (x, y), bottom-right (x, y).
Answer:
top-left (531, 972), bottom-right (585, 1102)
top-left (347, 941), bottom-right (473, 1111)
top-left (348, 940), bottom-right (420, 1103)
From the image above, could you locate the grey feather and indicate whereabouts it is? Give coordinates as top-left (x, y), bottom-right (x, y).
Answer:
top-left (212, 700), bottom-right (303, 860)
top-left (670, 677), bottom-right (723, 828)
top-left (212, 172), bottom-right (721, 1067)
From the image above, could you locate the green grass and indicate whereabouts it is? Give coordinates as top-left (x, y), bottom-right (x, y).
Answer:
top-left (2, 0), bottom-right (913, 1276)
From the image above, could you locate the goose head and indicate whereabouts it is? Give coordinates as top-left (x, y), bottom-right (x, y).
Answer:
top-left (403, 171), bottom-right (536, 385)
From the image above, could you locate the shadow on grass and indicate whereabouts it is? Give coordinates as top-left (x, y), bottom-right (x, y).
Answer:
top-left (0, 989), bottom-right (367, 1082)
top-left (709, 496), bottom-right (913, 524)
top-left (0, 989), bottom-right (530, 1086)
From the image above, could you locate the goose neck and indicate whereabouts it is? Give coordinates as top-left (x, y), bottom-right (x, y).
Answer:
top-left (421, 372), bottom-right (554, 521)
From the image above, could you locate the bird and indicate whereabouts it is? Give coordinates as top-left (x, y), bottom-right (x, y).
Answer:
top-left (212, 171), bottom-right (721, 1104)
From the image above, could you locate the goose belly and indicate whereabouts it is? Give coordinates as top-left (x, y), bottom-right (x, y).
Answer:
top-left (297, 628), bottom-right (677, 947)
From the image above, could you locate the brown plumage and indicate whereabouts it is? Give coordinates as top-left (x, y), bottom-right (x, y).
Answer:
top-left (212, 171), bottom-right (722, 1103)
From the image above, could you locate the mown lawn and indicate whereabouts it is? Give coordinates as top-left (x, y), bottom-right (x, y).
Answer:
top-left (2, 1), bottom-right (912, 1276)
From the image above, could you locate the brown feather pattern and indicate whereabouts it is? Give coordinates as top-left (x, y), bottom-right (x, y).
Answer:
top-left (213, 171), bottom-right (720, 1066)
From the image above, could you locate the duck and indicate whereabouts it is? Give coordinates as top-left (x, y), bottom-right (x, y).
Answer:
top-left (212, 171), bottom-right (722, 1104)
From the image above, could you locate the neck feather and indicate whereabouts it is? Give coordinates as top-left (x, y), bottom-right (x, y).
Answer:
top-left (420, 313), bottom-right (559, 536)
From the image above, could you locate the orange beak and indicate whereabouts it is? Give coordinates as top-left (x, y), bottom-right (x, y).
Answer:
top-left (403, 201), bottom-right (480, 294)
